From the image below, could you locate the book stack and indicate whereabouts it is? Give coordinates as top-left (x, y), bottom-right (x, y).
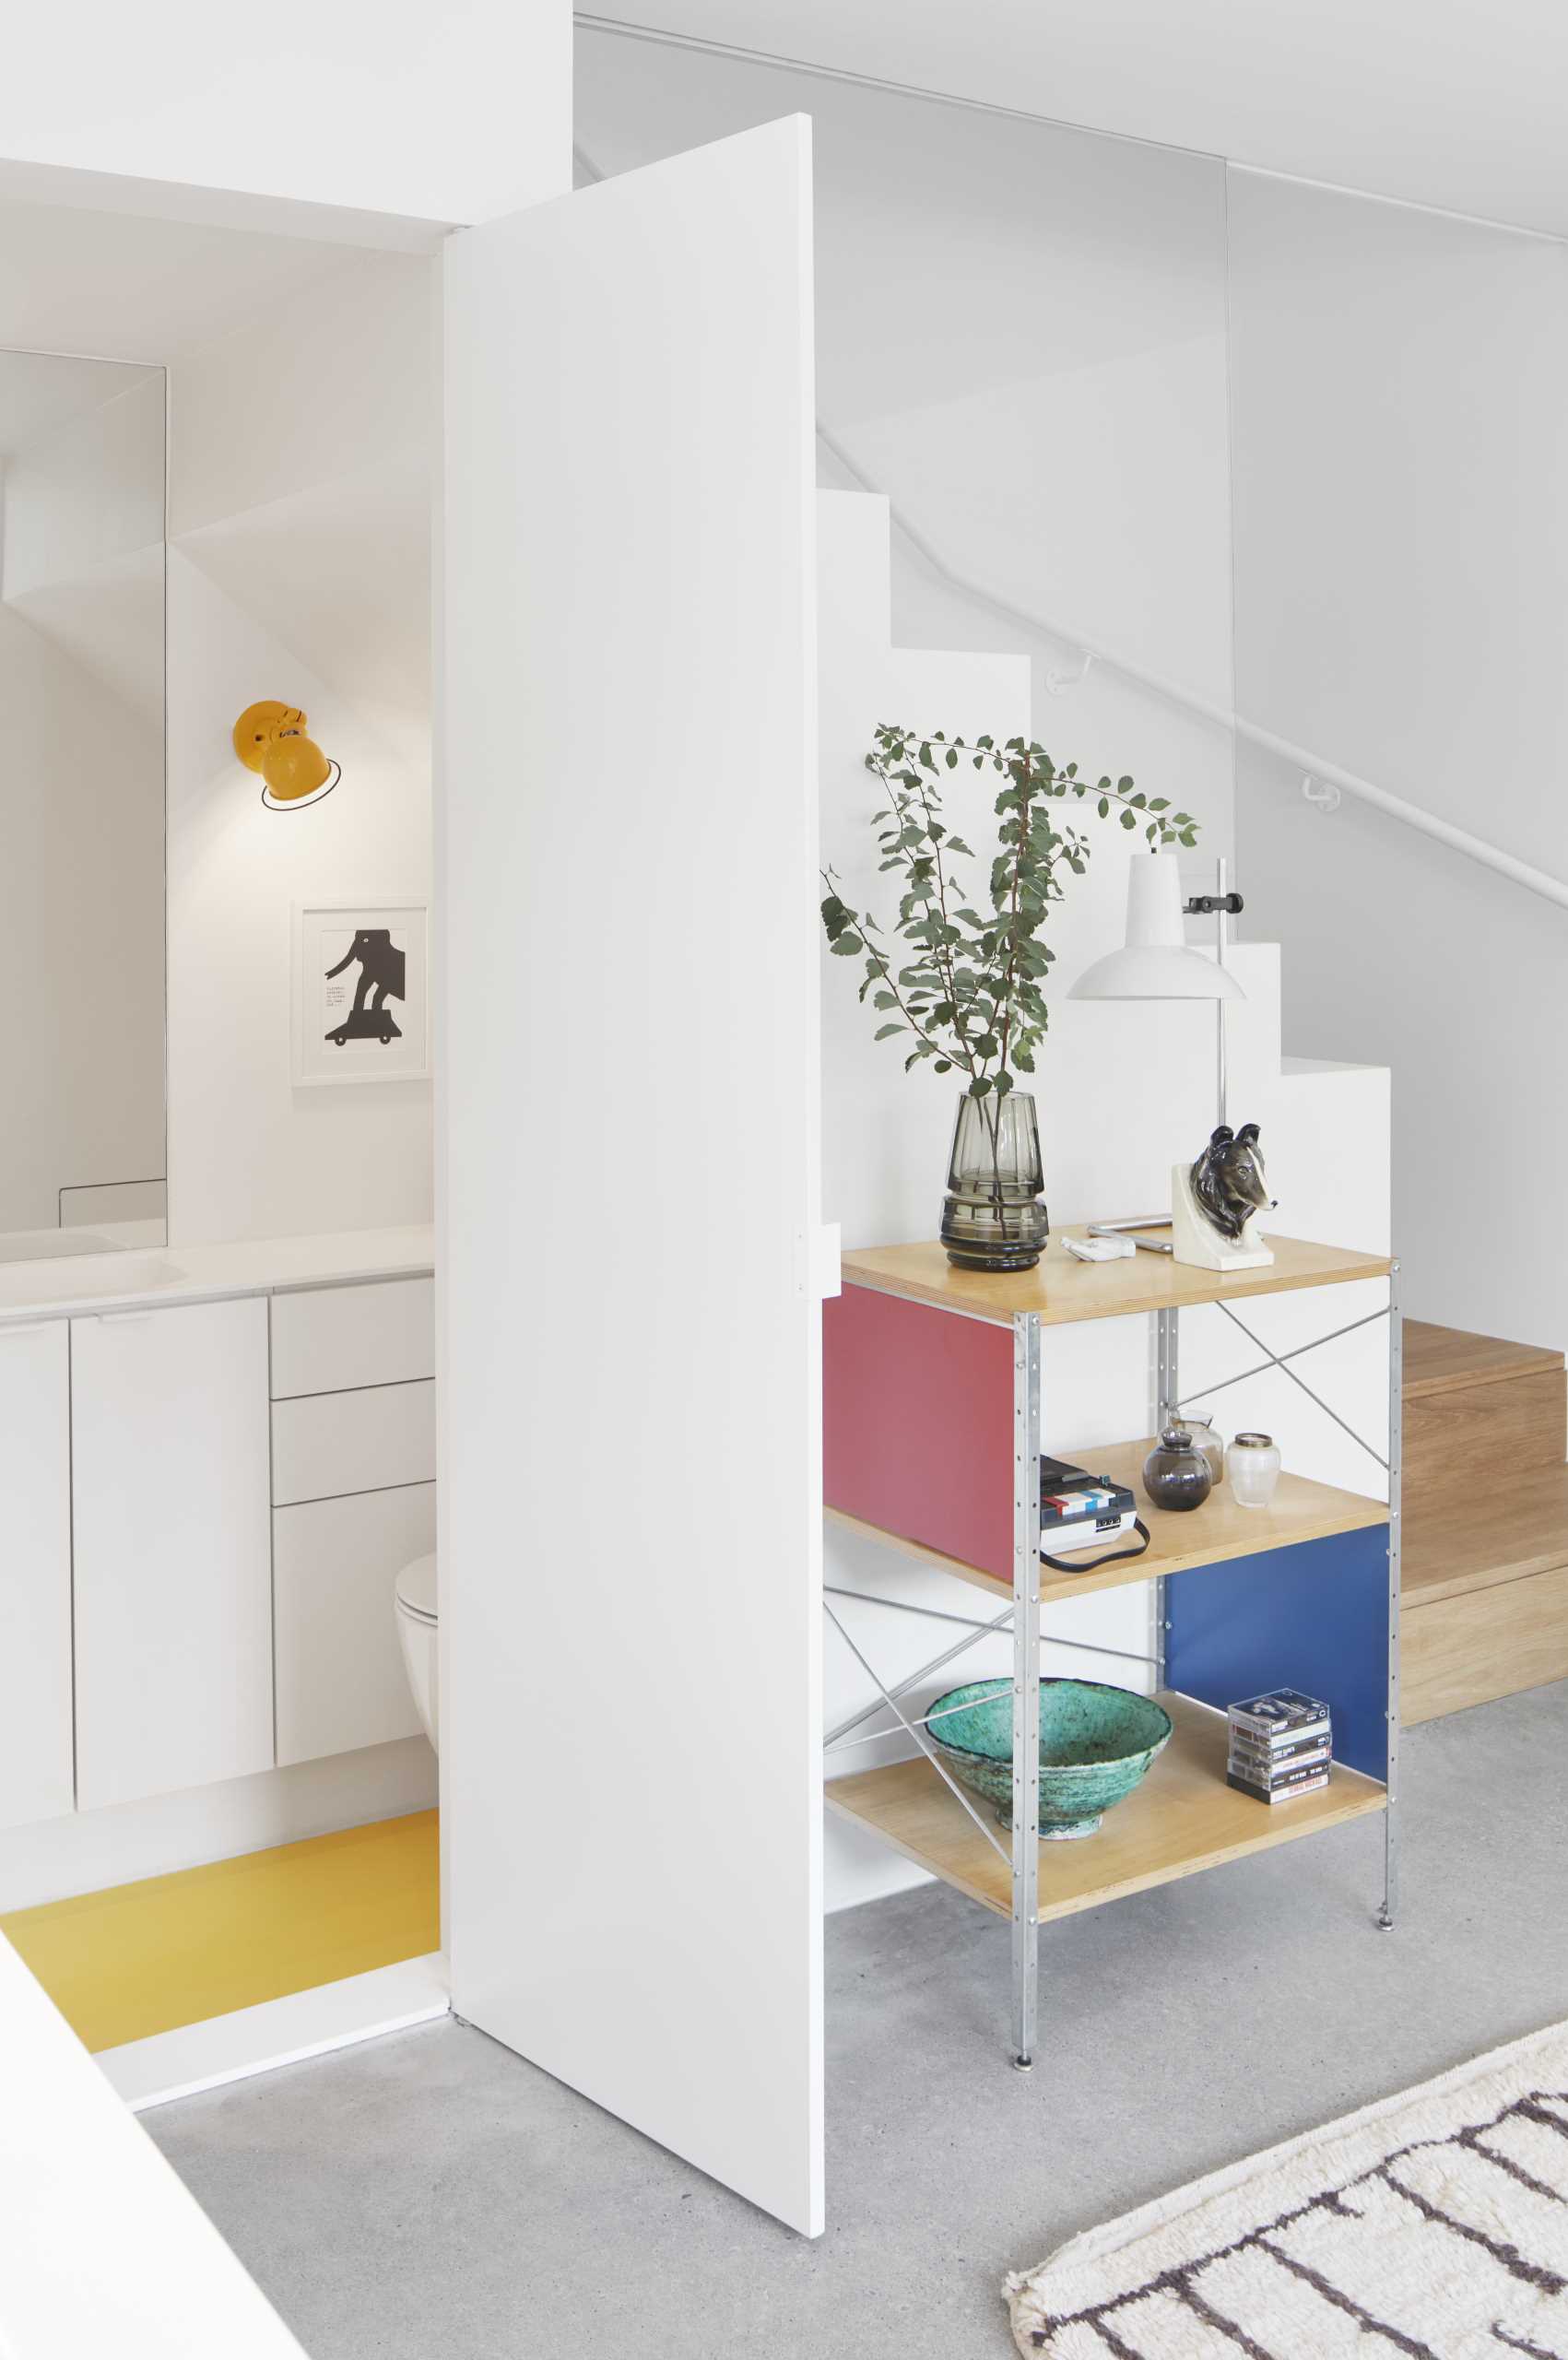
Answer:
top-left (1226, 1689), bottom-right (1332, 1803)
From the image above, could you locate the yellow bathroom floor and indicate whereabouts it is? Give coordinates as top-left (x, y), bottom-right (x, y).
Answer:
top-left (0, 1810), bottom-right (440, 2053)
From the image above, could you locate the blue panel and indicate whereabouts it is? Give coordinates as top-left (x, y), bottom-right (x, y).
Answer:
top-left (1166, 1526), bottom-right (1391, 1779)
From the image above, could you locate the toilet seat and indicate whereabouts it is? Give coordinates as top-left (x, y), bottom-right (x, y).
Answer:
top-left (395, 1551), bottom-right (437, 1624)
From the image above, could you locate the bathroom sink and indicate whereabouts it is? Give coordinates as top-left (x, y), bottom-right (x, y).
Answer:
top-left (0, 1253), bottom-right (187, 1311)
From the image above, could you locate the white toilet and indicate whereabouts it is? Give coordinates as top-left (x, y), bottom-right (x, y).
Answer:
top-left (395, 1552), bottom-right (439, 1752)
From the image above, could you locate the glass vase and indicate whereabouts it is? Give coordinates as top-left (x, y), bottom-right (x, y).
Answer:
top-left (1141, 1424), bottom-right (1213, 1513)
top-left (939, 1091), bottom-right (1049, 1272)
top-left (1184, 1413), bottom-right (1225, 1485)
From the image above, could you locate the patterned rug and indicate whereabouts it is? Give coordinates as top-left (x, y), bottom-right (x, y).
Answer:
top-left (1007, 2021), bottom-right (1568, 2357)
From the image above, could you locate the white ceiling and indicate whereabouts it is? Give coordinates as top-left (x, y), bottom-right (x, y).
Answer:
top-left (582, 2), bottom-right (1568, 239)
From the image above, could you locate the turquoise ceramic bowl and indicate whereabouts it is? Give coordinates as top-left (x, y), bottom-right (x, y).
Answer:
top-left (927, 1678), bottom-right (1173, 1840)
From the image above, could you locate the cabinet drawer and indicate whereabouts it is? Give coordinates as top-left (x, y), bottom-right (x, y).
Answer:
top-left (270, 1277), bottom-right (434, 1399)
top-left (274, 1484), bottom-right (436, 1765)
top-left (271, 1379), bottom-right (436, 1506)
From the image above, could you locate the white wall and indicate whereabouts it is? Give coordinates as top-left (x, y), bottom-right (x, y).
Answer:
top-left (165, 249), bottom-right (436, 1245)
top-left (0, 366), bottom-right (165, 1233)
top-left (3, 1), bottom-right (571, 227)
top-left (1229, 166), bottom-right (1568, 1350)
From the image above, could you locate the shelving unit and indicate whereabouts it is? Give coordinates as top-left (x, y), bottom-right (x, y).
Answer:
top-left (822, 1229), bottom-right (1400, 2069)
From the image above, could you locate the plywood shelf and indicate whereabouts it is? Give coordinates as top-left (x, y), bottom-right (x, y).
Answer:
top-left (824, 1693), bottom-right (1385, 1925)
top-left (840, 1232), bottom-right (1392, 1329)
top-left (828, 1438), bottom-right (1387, 1607)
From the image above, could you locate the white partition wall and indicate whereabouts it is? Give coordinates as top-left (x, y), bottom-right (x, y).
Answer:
top-left (441, 119), bottom-right (824, 2235)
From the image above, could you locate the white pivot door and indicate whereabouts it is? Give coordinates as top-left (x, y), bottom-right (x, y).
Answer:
top-left (441, 118), bottom-right (824, 2235)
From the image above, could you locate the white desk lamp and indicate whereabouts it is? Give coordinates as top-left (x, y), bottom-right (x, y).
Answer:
top-left (1069, 849), bottom-right (1244, 1119)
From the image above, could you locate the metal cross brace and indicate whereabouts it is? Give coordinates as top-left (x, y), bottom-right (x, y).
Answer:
top-left (823, 1594), bottom-right (1017, 1751)
top-left (823, 1584), bottom-right (1157, 1679)
top-left (822, 1597), bottom-right (1010, 1866)
top-left (1177, 1299), bottom-right (1390, 1475)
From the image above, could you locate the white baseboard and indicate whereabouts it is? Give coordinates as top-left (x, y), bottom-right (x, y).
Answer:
top-left (0, 1739), bottom-right (438, 1912)
top-left (98, 1953), bottom-right (450, 2112)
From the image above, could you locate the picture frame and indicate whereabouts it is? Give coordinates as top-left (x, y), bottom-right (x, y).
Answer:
top-left (292, 903), bottom-right (430, 1087)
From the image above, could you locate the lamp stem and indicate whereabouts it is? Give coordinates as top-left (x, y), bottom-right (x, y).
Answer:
top-left (1215, 856), bottom-right (1229, 1129)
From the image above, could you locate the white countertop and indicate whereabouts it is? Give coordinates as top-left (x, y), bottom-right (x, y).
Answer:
top-left (0, 1225), bottom-right (435, 1324)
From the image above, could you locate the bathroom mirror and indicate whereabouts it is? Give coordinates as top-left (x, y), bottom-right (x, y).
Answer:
top-left (0, 348), bottom-right (167, 1260)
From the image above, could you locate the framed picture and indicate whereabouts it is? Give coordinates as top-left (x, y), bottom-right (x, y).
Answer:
top-left (293, 903), bottom-right (430, 1086)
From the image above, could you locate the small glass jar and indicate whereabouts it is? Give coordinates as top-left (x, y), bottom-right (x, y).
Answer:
top-left (1229, 1432), bottom-right (1282, 1510)
top-left (1142, 1424), bottom-right (1213, 1514)
top-left (1184, 1413), bottom-right (1224, 1486)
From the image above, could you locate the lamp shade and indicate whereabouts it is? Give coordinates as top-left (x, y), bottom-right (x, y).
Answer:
top-left (1069, 853), bottom-right (1244, 1002)
top-left (232, 700), bottom-right (340, 811)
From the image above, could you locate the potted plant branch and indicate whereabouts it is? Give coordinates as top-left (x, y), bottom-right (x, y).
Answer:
top-left (820, 726), bottom-right (1199, 1270)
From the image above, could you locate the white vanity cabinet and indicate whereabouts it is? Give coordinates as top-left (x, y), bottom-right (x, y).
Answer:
top-left (0, 1322), bottom-right (73, 1830)
top-left (72, 1296), bottom-right (273, 1811)
top-left (270, 1278), bottom-right (436, 1766)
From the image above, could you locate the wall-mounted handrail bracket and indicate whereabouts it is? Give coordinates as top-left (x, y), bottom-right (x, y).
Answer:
top-left (1044, 651), bottom-right (1094, 695)
top-left (1302, 773), bottom-right (1343, 814)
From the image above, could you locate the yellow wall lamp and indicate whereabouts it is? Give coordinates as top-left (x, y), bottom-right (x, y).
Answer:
top-left (233, 702), bottom-right (341, 811)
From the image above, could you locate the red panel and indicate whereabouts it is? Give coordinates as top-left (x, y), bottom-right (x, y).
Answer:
top-left (822, 1285), bottom-right (1013, 1580)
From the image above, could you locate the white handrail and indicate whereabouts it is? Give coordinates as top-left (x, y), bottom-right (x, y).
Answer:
top-left (574, 136), bottom-right (1568, 917)
top-left (818, 424), bottom-right (1568, 914)
top-left (1240, 726), bottom-right (1568, 910)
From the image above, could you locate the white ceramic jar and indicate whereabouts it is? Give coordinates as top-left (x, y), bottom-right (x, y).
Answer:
top-left (1229, 1432), bottom-right (1281, 1509)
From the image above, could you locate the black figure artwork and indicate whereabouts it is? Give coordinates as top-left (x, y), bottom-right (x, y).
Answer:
top-left (1189, 1123), bottom-right (1277, 1245)
top-left (324, 928), bottom-right (406, 1046)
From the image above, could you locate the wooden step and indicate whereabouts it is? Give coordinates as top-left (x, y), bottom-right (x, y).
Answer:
top-left (1399, 1322), bottom-right (1568, 1722)
top-left (1404, 1563), bottom-right (1568, 1724)
top-left (1403, 1321), bottom-right (1566, 1504)
top-left (1402, 1319), bottom-right (1564, 1399)
top-left (1404, 1459), bottom-right (1568, 1606)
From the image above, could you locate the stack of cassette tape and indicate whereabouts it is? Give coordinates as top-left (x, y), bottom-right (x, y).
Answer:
top-left (1226, 1689), bottom-right (1331, 1803)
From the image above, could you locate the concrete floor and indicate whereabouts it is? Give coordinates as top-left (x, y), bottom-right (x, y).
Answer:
top-left (151, 1685), bottom-right (1568, 2360)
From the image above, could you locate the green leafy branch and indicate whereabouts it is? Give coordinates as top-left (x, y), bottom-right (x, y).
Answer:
top-left (820, 727), bottom-right (1199, 1103)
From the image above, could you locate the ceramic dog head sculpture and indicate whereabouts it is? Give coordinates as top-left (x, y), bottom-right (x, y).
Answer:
top-left (1190, 1123), bottom-right (1276, 1245)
